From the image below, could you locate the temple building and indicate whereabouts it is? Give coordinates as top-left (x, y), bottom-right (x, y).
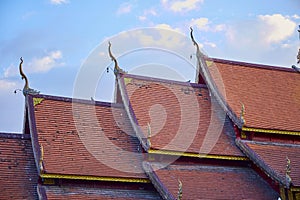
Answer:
top-left (1, 30), bottom-right (300, 199)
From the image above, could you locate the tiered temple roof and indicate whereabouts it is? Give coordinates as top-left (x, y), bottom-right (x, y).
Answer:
top-left (1, 32), bottom-right (300, 199)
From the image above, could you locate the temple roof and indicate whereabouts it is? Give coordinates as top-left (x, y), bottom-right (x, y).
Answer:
top-left (119, 74), bottom-right (244, 159)
top-left (236, 139), bottom-right (300, 187)
top-left (206, 58), bottom-right (300, 132)
top-left (0, 133), bottom-right (38, 199)
top-left (143, 161), bottom-right (279, 200)
top-left (27, 94), bottom-right (147, 181)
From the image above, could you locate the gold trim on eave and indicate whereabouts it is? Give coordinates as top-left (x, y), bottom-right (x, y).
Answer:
top-left (291, 187), bottom-right (300, 192)
top-left (40, 173), bottom-right (150, 183)
top-left (242, 127), bottom-right (300, 136)
top-left (148, 149), bottom-right (248, 161)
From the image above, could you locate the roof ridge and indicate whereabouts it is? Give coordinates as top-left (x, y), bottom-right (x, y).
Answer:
top-left (123, 73), bottom-right (207, 88)
top-left (211, 57), bottom-right (295, 72)
top-left (242, 139), bottom-right (300, 148)
top-left (0, 132), bottom-right (31, 140)
top-left (29, 94), bottom-right (123, 108)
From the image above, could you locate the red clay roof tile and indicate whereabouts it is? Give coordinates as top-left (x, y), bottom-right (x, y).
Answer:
top-left (237, 139), bottom-right (300, 187)
top-left (0, 133), bottom-right (38, 199)
top-left (29, 94), bottom-right (147, 180)
top-left (208, 58), bottom-right (300, 131)
top-left (39, 184), bottom-right (161, 200)
top-left (121, 74), bottom-right (244, 157)
top-left (144, 161), bottom-right (279, 200)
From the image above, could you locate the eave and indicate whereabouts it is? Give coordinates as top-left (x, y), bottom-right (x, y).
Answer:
top-left (242, 127), bottom-right (300, 136)
top-left (40, 173), bottom-right (150, 183)
top-left (193, 45), bottom-right (244, 129)
top-left (148, 149), bottom-right (248, 161)
top-left (235, 139), bottom-right (289, 188)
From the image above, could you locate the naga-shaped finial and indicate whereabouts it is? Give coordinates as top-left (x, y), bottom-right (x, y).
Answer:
top-left (108, 41), bottom-right (125, 75)
top-left (285, 156), bottom-right (292, 188)
top-left (292, 25), bottom-right (300, 72)
top-left (177, 179), bottom-right (183, 200)
top-left (19, 57), bottom-right (29, 90)
top-left (18, 57), bottom-right (39, 96)
top-left (190, 27), bottom-right (200, 53)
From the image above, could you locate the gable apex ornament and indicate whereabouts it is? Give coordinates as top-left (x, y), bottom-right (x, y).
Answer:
top-left (292, 25), bottom-right (300, 72)
top-left (108, 42), bottom-right (126, 76)
top-left (18, 57), bottom-right (40, 96)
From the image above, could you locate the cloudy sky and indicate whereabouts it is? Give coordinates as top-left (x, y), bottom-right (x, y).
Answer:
top-left (1, 0), bottom-right (299, 133)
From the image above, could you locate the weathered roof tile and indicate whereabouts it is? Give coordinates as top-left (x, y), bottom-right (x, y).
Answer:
top-left (144, 161), bottom-right (279, 200)
top-left (0, 133), bottom-right (38, 199)
top-left (121, 74), bottom-right (244, 157)
top-left (208, 58), bottom-right (300, 131)
top-left (237, 139), bottom-right (300, 187)
top-left (30, 94), bottom-right (147, 180)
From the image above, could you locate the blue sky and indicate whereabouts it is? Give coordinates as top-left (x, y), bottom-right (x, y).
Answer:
top-left (1, 0), bottom-right (299, 133)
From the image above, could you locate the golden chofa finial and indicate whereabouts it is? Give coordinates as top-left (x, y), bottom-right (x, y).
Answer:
top-left (18, 57), bottom-right (39, 96)
top-left (108, 42), bottom-right (125, 75)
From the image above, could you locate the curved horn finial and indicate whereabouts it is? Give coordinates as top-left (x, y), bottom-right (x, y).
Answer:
top-left (18, 57), bottom-right (40, 96)
top-left (108, 41), bottom-right (122, 75)
top-left (19, 57), bottom-right (29, 90)
top-left (190, 27), bottom-right (200, 52)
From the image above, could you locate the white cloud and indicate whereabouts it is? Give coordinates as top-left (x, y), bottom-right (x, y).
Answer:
top-left (204, 42), bottom-right (216, 48)
top-left (219, 14), bottom-right (298, 66)
top-left (190, 18), bottom-right (209, 31)
top-left (0, 79), bottom-right (17, 92)
top-left (50, 0), bottom-right (69, 5)
top-left (138, 8), bottom-right (157, 21)
top-left (116, 3), bottom-right (132, 15)
top-left (258, 14), bottom-right (296, 43)
top-left (116, 26), bottom-right (187, 51)
top-left (3, 50), bottom-right (64, 77)
top-left (138, 16), bottom-right (147, 21)
top-left (292, 14), bottom-right (300, 19)
top-left (225, 14), bottom-right (297, 48)
top-left (162, 0), bottom-right (204, 13)
top-left (4, 64), bottom-right (17, 78)
top-left (155, 24), bottom-right (182, 33)
top-left (30, 50), bottom-right (64, 73)
top-left (189, 18), bottom-right (226, 32)
top-left (213, 24), bottom-right (226, 32)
